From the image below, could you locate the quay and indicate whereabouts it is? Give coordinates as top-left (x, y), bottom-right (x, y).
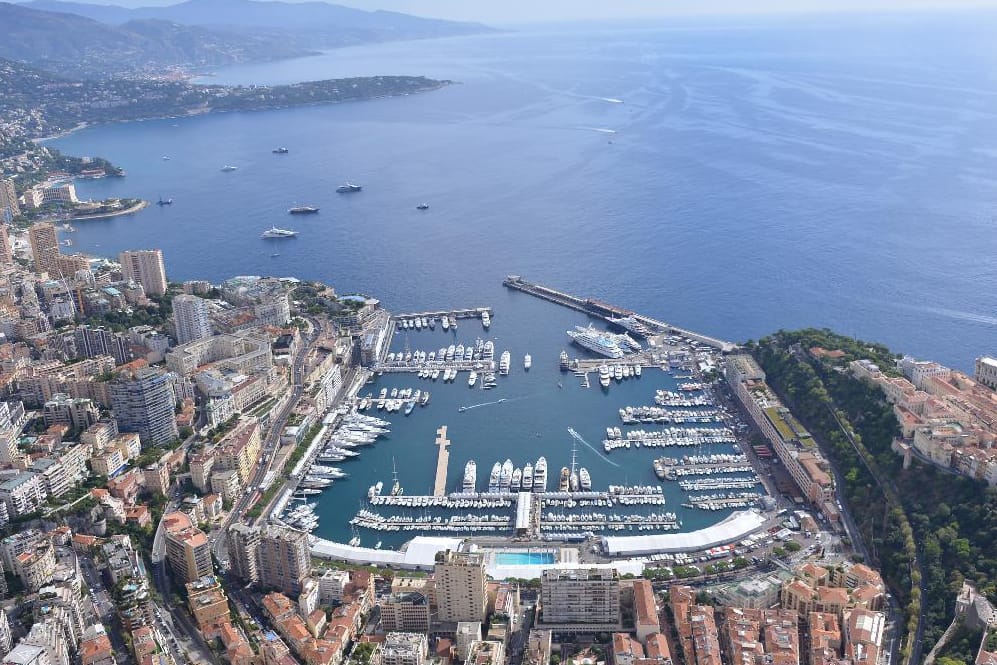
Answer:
top-left (393, 307), bottom-right (492, 321)
top-left (374, 360), bottom-right (492, 373)
top-left (502, 275), bottom-right (737, 352)
top-left (433, 425), bottom-right (451, 497)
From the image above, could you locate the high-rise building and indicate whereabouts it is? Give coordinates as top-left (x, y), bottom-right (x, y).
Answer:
top-left (162, 511), bottom-right (212, 584)
top-left (540, 567), bottom-right (621, 627)
top-left (0, 226), bottom-right (13, 266)
top-left (434, 550), bottom-right (488, 624)
top-left (172, 295), bottom-right (212, 345)
top-left (109, 367), bottom-right (178, 446)
top-left (258, 524), bottom-right (311, 595)
top-left (27, 223), bottom-right (60, 277)
top-left (0, 180), bottom-right (18, 221)
top-left (226, 523), bottom-right (261, 586)
top-left (119, 250), bottom-right (167, 296)
top-left (379, 592), bottom-right (430, 633)
top-left (72, 326), bottom-right (132, 366)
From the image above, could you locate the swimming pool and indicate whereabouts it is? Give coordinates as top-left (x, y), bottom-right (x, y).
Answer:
top-left (494, 551), bottom-right (556, 566)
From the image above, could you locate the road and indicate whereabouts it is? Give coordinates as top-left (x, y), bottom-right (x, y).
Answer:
top-left (210, 315), bottom-right (322, 564)
top-left (79, 554), bottom-right (135, 665)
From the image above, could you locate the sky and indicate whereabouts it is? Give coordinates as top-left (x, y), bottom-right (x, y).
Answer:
top-left (26, 0), bottom-right (997, 20)
top-left (333, 0), bottom-right (997, 24)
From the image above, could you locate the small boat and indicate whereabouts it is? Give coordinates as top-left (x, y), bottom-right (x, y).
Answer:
top-left (416, 203), bottom-right (429, 210)
top-left (161, 156), bottom-right (171, 161)
top-left (288, 206), bottom-right (319, 214)
top-left (156, 197), bottom-right (173, 206)
top-left (336, 182), bottom-right (362, 193)
top-left (524, 354), bottom-right (532, 370)
top-left (468, 371), bottom-right (478, 387)
top-left (270, 253), bottom-right (280, 258)
top-left (272, 147), bottom-right (289, 154)
top-left (221, 165), bottom-right (238, 172)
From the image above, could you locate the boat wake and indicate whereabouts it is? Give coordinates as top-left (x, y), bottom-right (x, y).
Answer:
top-left (580, 127), bottom-right (618, 134)
top-left (567, 427), bottom-right (621, 468)
top-left (600, 97), bottom-right (624, 104)
top-left (459, 398), bottom-right (508, 412)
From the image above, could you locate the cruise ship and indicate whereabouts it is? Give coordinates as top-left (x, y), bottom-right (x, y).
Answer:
top-left (579, 468), bottom-right (592, 491)
top-left (608, 315), bottom-right (654, 338)
top-left (566, 325), bottom-right (626, 358)
top-left (488, 463), bottom-right (501, 492)
top-left (522, 463), bottom-right (534, 491)
top-left (288, 205), bottom-right (319, 214)
top-left (533, 457), bottom-right (548, 492)
top-left (499, 459), bottom-right (514, 490)
top-left (499, 351), bottom-right (511, 375)
top-left (558, 467), bottom-right (571, 492)
top-left (336, 182), bottom-right (363, 193)
top-left (524, 354), bottom-right (532, 370)
top-left (261, 226), bottom-right (299, 238)
top-left (463, 461), bottom-right (477, 493)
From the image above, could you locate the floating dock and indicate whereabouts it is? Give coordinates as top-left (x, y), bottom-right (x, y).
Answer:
top-left (502, 275), bottom-right (736, 352)
top-left (393, 307), bottom-right (492, 321)
top-left (433, 425), bottom-right (451, 497)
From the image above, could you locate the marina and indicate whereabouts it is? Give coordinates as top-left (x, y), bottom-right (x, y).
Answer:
top-left (288, 281), bottom-right (773, 553)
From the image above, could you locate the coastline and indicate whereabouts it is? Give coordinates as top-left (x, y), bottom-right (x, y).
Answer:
top-left (68, 199), bottom-right (149, 221)
top-left (27, 80), bottom-right (451, 144)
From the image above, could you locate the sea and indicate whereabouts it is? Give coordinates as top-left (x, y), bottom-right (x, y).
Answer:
top-left (48, 11), bottom-right (997, 547)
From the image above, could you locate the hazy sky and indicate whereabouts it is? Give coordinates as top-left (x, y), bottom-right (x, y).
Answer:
top-left (335, 0), bottom-right (997, 24)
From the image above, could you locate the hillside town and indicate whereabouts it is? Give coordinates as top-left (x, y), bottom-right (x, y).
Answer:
top-left (0, 202), bottom-right (918, 665)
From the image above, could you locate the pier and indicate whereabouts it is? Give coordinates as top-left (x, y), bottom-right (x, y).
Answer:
top-left (433, 425), bottom-right (451, 497)
top-left (502, 275), bottom-right (737, 352)
top-left (393, 307), bottom-right (492, 321)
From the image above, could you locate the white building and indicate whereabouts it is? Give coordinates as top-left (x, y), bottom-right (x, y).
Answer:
top-left (379, 633), bottom-right (428, 665)
top-left (0, 472), bottom-right (47, 518)
top-left (119, 250), bottom-right (167, 297)
top-left (172, 295), bottom-right (212, 345)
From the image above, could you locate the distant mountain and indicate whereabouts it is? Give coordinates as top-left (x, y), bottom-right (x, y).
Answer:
top-left (0, 2), bottom-right (315, 76)
top-left (23, 0), bottom-right (492, 40)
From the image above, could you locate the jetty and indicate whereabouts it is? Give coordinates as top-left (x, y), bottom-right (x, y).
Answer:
top-left (502, 275), bottom-right (737, 352)
top-left (433, 425), bottom-right (451, 497)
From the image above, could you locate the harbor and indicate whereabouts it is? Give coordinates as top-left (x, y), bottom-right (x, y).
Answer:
top-left (296, 282), bottom-right (776, 555)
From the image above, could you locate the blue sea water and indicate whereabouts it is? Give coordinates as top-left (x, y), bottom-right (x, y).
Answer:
top-left (47, 12), bottom-right (997, 545)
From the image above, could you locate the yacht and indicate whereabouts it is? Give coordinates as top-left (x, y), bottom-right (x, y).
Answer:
top-left (336, 182), bottom-right (362, 193)
top-left (272, 147), bottom-right (289, 154)
top-left (446, 345), bottom-right (456, 361)
top-left (156, 197), bottom-right (173, 206)
top-left (559, 350), bottom-right (570, 371)
top-left (511, 468), bottom-right (522, 491)
top-left (261, 226), bottom-right (299, 238)
top-left (524, 354), bottom-right (532, 370)
top-left (221, 165), bottom-right (238, 172)
top-left (483, 341), bottom-right (495, 359)
top-left (442, 317), bottom-right (450, 331)
top-left (569, 470), bottom-right (579, 492)
top-left (533, 457), bottom-right (548, 492)
top-left (614, 365), bottom-right (624, 381)
top-left (416, 203), bottom-right (430, 210)
top-left (599, 365), bottom-right (612, 388)
top-left (579, 468), bottom-right (592, 491)
top-left (608, 315), bottom-right (654, 338)
top-left (468, 371), bottom-right (478, 387)
top-left (488, 463), bottom-right (501, 492)
top-left (558, 467), bottom-right (570, 492)
top-left (463, 461), bottom-right (477, 493)
top-left (566, 325), bottom-right (626, 359)
top-left (522, 463), bottom-right (534, 491)
top-left (634, 364), bottom-right (642, 377)
top-left (288, 205), bottom-right (319, 214)
top-left (499, 351), bottom-right (511, 375)
top-left (481, 311), bottom-right (491, 329)
top-left (500, 459), bottom-right (514, 490)
top-left (367, 481), bottom-right (384, 499)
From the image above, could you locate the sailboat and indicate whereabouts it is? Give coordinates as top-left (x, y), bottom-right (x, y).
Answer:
top-left (390, 458), bottom-right (404, 496)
